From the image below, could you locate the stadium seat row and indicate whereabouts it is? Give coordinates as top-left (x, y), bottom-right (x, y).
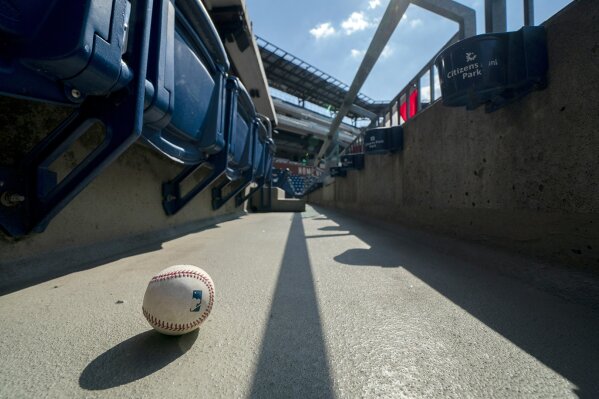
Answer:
top-left (0, 0), bottom-right (275, 237)
top-left (270, 169), bottom-right (321, 199)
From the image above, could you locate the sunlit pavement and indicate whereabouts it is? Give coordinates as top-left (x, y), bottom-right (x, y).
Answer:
top-left (1, 205), bottom-right (598, 398)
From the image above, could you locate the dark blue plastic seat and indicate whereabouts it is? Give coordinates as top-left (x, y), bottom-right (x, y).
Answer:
top-left (210, 77), bottom-right (259, 210)
top-left (252, 119), bottom-right (269, 180)
top-left (0, 0), bottom-right (153, 237)
top-left (142, 0), bottom-right (230, 164)
top-left (263, 138), bottom-right (276, 183)
top-left (271, 168), bottom-right (297, 198)
top-left (161, 76), bottom-right (264, 214)
top-left (235, 123), bottom-right (276, 208)
top-left (0, 0), bottom-right (133, 103)
top-left (233, 120), bottom-right (275, 208)
top-left (271, 168), bottom-right (284, 186)
top-left (225, 78), bottom-right (257, 180)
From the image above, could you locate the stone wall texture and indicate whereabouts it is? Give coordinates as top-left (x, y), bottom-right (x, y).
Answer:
top-left (310, 0), bottom-right (599, 270)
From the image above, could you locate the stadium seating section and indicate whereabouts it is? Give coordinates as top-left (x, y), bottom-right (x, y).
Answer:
top-left (0, 0), bottom-right (275, 236)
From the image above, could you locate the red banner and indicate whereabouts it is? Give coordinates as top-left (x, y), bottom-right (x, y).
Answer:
top-left (399, 89), bottom-right (418, 122)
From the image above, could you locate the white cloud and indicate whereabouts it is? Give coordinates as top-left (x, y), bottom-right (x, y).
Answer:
top-left (310, 22), bottom-right (336, 39)
top-left (341, 12), bottom-right (371, 35)
top-left (420, 86), bottom-right (431, 102)
top-left (368, 0), bottom-right (381, 9)
top-left (351, 46), bottom-right (390, 60)
top-left (351, 49), bottom-right (365, 59)
top-left (420, 80), bottom-right (441, 103)
top-left (410, 18), bottom-right (423, 28)
top-left (401, 13), bottom-right (423, 29)
top-left (381, 45), bottom-right (394, 59)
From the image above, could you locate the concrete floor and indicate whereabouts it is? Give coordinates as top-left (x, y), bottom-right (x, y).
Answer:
top-left (1, 205), bottom-right (599, 398)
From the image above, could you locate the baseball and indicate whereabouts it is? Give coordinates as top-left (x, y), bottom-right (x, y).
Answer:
top-left (142, 265), bottom-right (215, 336)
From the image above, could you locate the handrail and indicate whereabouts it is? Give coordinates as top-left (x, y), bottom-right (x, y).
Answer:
top-left (339, 32), bottom-right (459, 158)
top-left (316, 0), bottom-right (476, 163)
top-left (387, 32), bottom-right (460, 127)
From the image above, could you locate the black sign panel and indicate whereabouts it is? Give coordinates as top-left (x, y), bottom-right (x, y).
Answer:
top-left (340, 153), bottom-right (365, 170)
top-left (435, 26), bottom-right (547, 112)
top-left (330, 167), bottom-right (347, 177)
top-left (364, 129), bottom-right (388, 153)
top-left (364, 126), bottom-right (403, 154)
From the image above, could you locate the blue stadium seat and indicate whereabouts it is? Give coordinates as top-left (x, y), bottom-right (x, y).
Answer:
top-left (252, 118), bottom-right (269, 180)
top-left (0, 0), bottom-right (153, 237)
top-left (277, 172), bottom-right (321, 198)
top-left (0, 0), bottom-right (270, 225)
top-left (263, 138), bottom-right (276, 183)
top-left (143, 3), bottom-right (273, 215)
top-left (0, 0), bottom-right (133, 103)
top-left (271, 168), bottom-right (298, 198)
top-left (161, 77), bottom-right (268, 214)
top-left (234, 118), bottom-right (276, 207)
top-left (141, 0), bottom-right (230, 164)
top-left (290, 176), bottom-right (304, 194)
top-left (211, 78), bottom-right (258, 210)
top-left (225, 78), bottom-right (256, 179)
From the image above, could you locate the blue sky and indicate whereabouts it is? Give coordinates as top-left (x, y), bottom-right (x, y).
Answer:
top-left (246, 0), bottom-right (573, 102)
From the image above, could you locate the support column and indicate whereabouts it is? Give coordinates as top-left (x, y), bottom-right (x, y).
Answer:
top-left (524, 0), bottom-right (535, 26)
top-left (485, 0), bottom-right (507, 33)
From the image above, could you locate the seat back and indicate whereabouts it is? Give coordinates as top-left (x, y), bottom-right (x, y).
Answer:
top-left (0, 0), bottom-right (132, 103)
top-left (252, 118), bottom-right (269, 180)
top-left (141, 0), bottom-right (230, 164)
top-left (225, 78), bottom-right (256, 180)
top-left (263, 138), bottom-right (276, 183)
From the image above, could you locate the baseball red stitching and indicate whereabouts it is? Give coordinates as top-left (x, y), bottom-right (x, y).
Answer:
top-left (144, 270), bottom-right (214, 332)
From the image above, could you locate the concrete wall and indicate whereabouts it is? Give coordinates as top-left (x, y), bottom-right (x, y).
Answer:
top-left (0, 99), bottom-right (243, 272)
top-left (250, 187), bottom-right (306, 212)
top-left (310, 0), bottom-right (599, 270)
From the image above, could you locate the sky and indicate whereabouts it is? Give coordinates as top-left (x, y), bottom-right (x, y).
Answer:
top-left (246, 0), bottom-right (573, 103)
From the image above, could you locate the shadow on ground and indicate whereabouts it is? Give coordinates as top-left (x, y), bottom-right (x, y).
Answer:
top-left (311, 205), bottom-right (599, 398)
top-left (0, 214), bottom-right (242, 295)
top-left (314, 223), bottom-right (401, 268)
top-left (249, 212), bottom-right (333, 398)
top-left (79, 329), bottom-right (198, 390)
top-left (317, 226), bottom-right (346, 232)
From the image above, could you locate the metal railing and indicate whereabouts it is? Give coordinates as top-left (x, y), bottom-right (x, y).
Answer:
top-left (386, 32), bottom-right (460, 127)
top-left (339, 31), bottom-right (459, 157)
top-left (331, 0), bottom-right (546, 162)
top-left (339, 135), bottom-right (365, 156)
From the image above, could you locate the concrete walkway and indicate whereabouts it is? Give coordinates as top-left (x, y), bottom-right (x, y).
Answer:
top-left (1, 205), bottom-right (598, 398)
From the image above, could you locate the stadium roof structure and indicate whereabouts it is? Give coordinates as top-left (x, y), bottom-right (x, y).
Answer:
top-left (256, 36), bottom-right (389, 120)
